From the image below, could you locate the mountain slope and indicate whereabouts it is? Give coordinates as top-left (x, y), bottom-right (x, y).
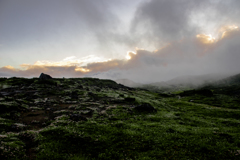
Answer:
top-left (0, 76), bottom-right (239, 159)
top-left (115, 79), bottom-right (143, 88)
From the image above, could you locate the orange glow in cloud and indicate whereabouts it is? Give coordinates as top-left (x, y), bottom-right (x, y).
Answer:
top-left (3, 65), bottom-right (16, 71)
top-left (74, 67), bottom-right (90, 72)
top-left (2, 65), bottom-right (18, 72)
top-left (196, 34), bottom-right (216, 44)
top-left (30, 55), bottom-right (112, 67)
top-left (126, 51), bottom-right (136, 60)
top-left (220, 25), bottom-right (239, 39)
top-left (86, 59), bottom-right (123, 73)
top-left (195, 25), bottom-right (239, 45)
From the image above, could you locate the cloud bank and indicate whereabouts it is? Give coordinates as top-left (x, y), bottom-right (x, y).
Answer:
top-left (1, 26), bottom-right (240, 83)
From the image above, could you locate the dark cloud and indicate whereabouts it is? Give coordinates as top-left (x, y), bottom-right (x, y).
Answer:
top-left (129, 0), bottom-right (240, 48)
top-left (130, 0), bottom-right (200, 45)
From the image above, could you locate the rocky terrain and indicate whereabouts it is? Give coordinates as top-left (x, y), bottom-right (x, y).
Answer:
top-left (0, 73), bottom-right (239, 159)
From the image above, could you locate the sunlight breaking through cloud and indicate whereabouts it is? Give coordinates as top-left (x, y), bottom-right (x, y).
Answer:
top-left (24, 55), bottom-right (112, 68)
top-left (196, 34), bottom-right (216, 44)
top-left (220, 25), bottom-right (239, 39)
top-left (126, 51), bottom-right (136, 60)
top-left (1, 24), bottom-right (240, 82)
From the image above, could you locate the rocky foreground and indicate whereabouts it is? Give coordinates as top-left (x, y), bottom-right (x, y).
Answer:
top-left (0, 74), bottom-right (239, 159)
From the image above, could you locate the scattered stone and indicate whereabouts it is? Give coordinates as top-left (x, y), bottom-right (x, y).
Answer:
top-left (9, 123), bottom-right (27, 132)
top-left (31, 120), bottom-right (40, 124)
top-left (65, 101), bottom-right (77, 104)
top-left (46, 108), bottom-right (52, 111)
top-left (88, 92), bottom-right (99, 100)
top-left (9, 124), bottom-right (20, 132)
top-left (53, 110), bottom-right (68, 114)
top-left (0, 134), bottom-right (7, 138)
top-left (68, 105), bottom-right (76, 110)
top-left (80, 109), bottom-right (93, 116)
top-left (0, 92), bottom-right (14, 96)
top-left (69, 114), bottom-right (87, 121)
top-left (77, 85), bottom-right (83, 89)
top-left (95, 88), bottom-right (101, 92)
top-left (134, 103), bottom-right (157, 113)
top-left (71, 91), bottom-right (78, 99)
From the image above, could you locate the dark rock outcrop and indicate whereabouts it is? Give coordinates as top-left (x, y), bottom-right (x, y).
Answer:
top-left (0, 92), bottom-right (14, 97)
top-left (69, 114), bottom-right (87, 121)
top-left (39, 73), bottom-right (52, 80)
top-left (134, 103), bottom-right (157, 113)
top-left (196, 89), bottom-right (213, 96)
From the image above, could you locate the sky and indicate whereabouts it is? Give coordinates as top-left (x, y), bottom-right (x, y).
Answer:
top-left (1, 0), bottom-right (240, 83)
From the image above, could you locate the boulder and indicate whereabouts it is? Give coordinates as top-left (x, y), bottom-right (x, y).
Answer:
top-left (77, 85), bottom-right (83, 89)
top-left (134, 103), bottom-right (157, 113)
top-left (95, 87), bottom-right (101, 92)
top-left (39, 73), bottom-right (52, 80)
top-left (124, 97), bottom-right (135, 102)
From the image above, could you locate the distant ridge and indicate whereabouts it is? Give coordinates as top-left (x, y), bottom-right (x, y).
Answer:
top-left (215, 73), bottom-right (240, 85)
top-left (115, 79), bottom-right (142, 88)
top-left (115, 73), bottom-right (240, 93)
top-left (150, 73), bottom-right (230, 87)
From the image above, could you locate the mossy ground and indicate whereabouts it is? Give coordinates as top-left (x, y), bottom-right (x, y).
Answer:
top-left (0, 77), bottom-right (239, 159)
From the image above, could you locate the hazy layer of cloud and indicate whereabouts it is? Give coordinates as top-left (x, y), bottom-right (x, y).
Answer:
top-left (1, 27), bottom-right (240, 83)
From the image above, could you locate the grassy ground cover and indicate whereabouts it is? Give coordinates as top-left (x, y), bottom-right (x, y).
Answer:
top-left (0, 77), bottom-right (239, 159)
